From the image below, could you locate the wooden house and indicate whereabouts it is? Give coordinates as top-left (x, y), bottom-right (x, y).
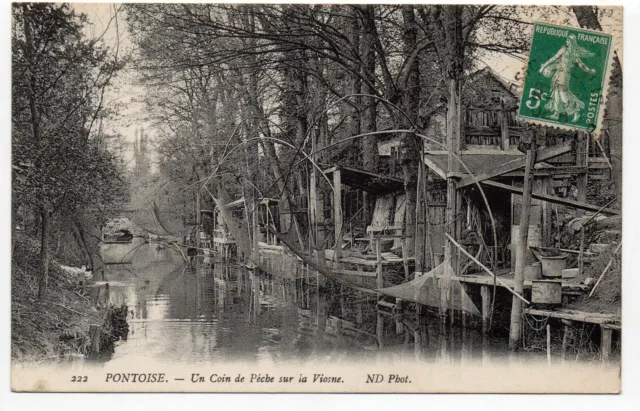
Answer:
top-left (354, 67), bottom-right (620, 333)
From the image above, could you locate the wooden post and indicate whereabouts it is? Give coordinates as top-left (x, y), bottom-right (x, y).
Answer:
top-left (252, 271), bottom-right (259, 321)
top-left (401, 237), bottom-right (409, 281)
top-left (376, 238), bottom-right (383, 289)
top-left (333, 168), bottom-right (342, 260)
top-left (546, 324), bottom-right (552, 365)
top-left (578, 226), bottom-right (585, 277)
top-left (309, 138), bottom-right (319, 252)
top-left (251, 194), bottom-right (259, 265)
top-left (561, 324), bottom-right (570, 363)
top-left (414, 330), bottom-right (421, 359)
top-left (376, 238), bottom-right (384, 348)
top-left (601, 325), bottom-right (613, 363)
top-left (395, 298), bottom-right (403, 334)
top-left (542, 177), bottom-right (552, 247)
top-left (104, 283), bottom-right (110, 307)
top-left (509, 138), bottom-right (537, 350)
top-left (576, 131), bottom-right (589, 217)
top-left (196, 189), bottom-right (202, 251)
top-left (89, 324), bottom-right (100, 354)
top-left (500, 98), bottom-right (510, 151)
top-left (481, 285), bottom-right (490, 335)
top-left (462, 283), bottom-right (469, 329)
top-left (449, 282), bottom-right (456, 326)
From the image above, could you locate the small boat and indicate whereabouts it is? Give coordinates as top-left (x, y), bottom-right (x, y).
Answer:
top-left (103, 229), bottom-right (134, 244)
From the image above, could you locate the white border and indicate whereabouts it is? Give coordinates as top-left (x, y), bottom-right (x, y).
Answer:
top-left (1, 0), bottom-right (638, 410)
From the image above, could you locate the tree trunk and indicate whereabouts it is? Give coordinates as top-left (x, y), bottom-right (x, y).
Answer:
top-left (348, 8), bottom-right (362, 163)
top-left (360, 5), bottom-right (378, 227)
top-left (441, 5), bottom-right (464, 318)
top-left (400, 5), bottom-right (421, 260)
top-left (37, 209), bottom-right (51, 300)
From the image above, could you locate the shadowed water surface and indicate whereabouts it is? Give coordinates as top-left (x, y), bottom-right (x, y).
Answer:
top-left (101, 241), bottom-right (531, 367)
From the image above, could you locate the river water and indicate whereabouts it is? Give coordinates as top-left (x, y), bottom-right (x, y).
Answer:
top-left (99, 238), bottom-right (526, 367)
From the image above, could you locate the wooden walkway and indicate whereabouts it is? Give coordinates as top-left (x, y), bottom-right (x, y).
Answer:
top-left (413, 271), bottom-right (589, 292)
top-left (523, 307), bottom-right (620, 363)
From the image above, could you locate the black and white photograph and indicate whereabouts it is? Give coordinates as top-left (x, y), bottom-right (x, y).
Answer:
top-left (8, 2), bottom-right (625, 393)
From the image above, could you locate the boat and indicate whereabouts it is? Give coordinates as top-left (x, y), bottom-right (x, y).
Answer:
top-left (103, 229), bottom-right (134, 244)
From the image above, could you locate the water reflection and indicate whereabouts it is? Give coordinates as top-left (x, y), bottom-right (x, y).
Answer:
top-left (101, 242), bottom-right (516, 366)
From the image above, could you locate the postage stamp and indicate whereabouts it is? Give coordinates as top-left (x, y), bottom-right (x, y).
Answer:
top-left (518, 22), bottom-right (614, 136)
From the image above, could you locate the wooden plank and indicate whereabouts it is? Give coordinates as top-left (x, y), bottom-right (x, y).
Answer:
top-left (458, 141), bottom-right (573, 187)
top-left (481, 180), bottom-right (620, 215)
top-left (524, 308), bottom-right (620, 324)
top-left (333, 269), bottom-right (377, 278)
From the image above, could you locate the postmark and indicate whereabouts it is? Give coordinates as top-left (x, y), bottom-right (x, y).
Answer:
top-left (518, 22), bottom-right (614, 136)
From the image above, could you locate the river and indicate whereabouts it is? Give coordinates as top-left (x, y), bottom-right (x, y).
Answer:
top-left (98, 238), bottom-right (527, 367)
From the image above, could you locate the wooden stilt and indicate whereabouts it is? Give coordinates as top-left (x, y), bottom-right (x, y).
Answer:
top-left (546, 324), bottom-right (551, 365)
top-left (481, 285), bottom-right (490, 335)
top-left (542, 176), bottom-right (552, 247)
top-left (401, 238), bottom-right (409, 281)
top-left (561, 325), bottom-right (570, 363)
top-left (377, 314), bottom-right (385, 349)
top-left (509, 138), bottom-right (537, 350)
top-left (462, 284), bottom-right (469, 329)
top-left (395, 298), bottom-right (403, 334)
top-left (601, 326), bottom-right (613, 363)
top-left (449, 284), bottom-right (455, 326)
top-left (576, 131), bottom-right (589, 217)
top-left (89, 324), bottom-right (100, 354)
top-left (578, 227), bottom-right (585, 277)
top-left (333, 168), bottom-right (343, 261)
top-left (376, 238), bottom-right (384, 347)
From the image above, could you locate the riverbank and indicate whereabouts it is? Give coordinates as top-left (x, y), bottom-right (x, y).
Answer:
top-left (11, 232), bottom-right (127, 364)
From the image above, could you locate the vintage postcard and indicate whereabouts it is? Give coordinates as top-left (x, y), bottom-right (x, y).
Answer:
top-left (10, 2), bottom-right (623, 393)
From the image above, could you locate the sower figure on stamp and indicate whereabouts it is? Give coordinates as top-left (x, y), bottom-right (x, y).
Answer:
top-left (539, 34), bottom-right (596, 122)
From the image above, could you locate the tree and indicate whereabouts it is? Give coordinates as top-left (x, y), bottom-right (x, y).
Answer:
top-left (12, 3), bottom-right (125, 299)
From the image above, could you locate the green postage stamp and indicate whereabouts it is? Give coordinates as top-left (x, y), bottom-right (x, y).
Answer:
top-left (518, 22), bottom-right (613, 136)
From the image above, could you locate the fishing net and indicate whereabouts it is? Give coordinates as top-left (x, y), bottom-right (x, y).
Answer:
top-left (377, 262), bottom-right (481, 316)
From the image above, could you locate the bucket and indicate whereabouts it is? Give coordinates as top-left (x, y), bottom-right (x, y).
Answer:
top-left (539, 254), bottom-right (568, 278)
